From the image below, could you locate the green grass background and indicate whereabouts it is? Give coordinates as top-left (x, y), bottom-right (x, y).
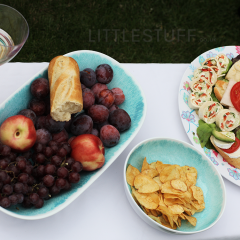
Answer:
top-left (2, 0), bottom-right (240, 63)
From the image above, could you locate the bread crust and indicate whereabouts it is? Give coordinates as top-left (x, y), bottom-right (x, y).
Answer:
top-left (214, 80), bottom-right (229, 102)
top-left (210, 136), bottom-right (240, 169)
top-left (48, 56), bottom-right (83, 121)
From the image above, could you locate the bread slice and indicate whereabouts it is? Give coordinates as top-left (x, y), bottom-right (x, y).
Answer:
top-left (48, 56), bottom-right (83, 121)
top-left (214, 79), bottom-right (229, 102)
top-left (210, 136), bottom-right (240, 169)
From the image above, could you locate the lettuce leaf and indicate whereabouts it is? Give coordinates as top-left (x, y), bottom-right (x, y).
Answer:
top-left (197, 120), bottom-right (216, 148)
top-left (211, 89), bottom-right (219, 103)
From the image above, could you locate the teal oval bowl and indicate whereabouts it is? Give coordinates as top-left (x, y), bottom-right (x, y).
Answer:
top-left (123, 138), bottom-right (226, 234)
top-left (0, 50), bottom-right (146, 220)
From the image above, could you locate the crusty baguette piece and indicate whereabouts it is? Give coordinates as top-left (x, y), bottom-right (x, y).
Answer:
top-left (214, 79), bottom-right (229, 102)
top-left (48, 56), bottom-right (83, 122)
top-left (210, 135), bottom-right (240, 169)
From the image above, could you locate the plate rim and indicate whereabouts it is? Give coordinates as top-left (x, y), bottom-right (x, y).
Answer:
top-left (123, 137), bottom-right (226, 234)
top-left (0, 50), bottom-right (147, 220)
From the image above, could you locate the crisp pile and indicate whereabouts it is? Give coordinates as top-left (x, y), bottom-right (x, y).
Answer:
top-left (126, 158), bottom-right (205, 230)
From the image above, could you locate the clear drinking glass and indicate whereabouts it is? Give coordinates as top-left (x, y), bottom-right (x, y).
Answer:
top-left (0, 4), bottom-right (29, 66)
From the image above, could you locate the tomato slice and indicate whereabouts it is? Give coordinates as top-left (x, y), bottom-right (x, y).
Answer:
top-left (230, 82), bottom-right (240, 112)
top-left (222, 137), bottom-right (240, 154)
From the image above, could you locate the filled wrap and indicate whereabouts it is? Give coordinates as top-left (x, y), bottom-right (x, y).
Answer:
top-left (188, 91), bottom-right (212, 109)
top-left (203, 57), bottom-right (221, 76)
top-left (193, 66), bottom-right (217, 86)
top-left (199, 101), bottom-right (223, 124)
top-left (216, 109), bottom-right (240, 132)
top-left (215, 53), bottom-right (232, 75)
top-left (190, 76), bottom-right (212, 94)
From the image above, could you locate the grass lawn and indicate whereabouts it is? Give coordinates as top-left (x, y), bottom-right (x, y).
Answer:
top-left (1, 0), bottom-right (240, 63)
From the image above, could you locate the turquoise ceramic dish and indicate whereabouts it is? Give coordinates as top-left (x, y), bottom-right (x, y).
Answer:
top-left (123, 138), bottom-right (226, 234)
top-left (0, 50), bottom-right (146, 220)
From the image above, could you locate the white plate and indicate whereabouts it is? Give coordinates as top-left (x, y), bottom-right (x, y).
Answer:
top-left (178, 45), bottom-right (240, 186)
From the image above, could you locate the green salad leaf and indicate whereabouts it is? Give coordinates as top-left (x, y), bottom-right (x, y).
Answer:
top-left (236, 129), bottom-right (240, 140)
top-left (197, 120), bottom-right (216, 148)
top-left (211, 89), bottom-right (219, 103)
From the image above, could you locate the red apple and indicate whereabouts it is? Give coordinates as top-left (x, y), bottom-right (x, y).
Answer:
top-left (0, 115), bottom-right (37, 152)
top-left (70, 134), bottom-right (105, 171)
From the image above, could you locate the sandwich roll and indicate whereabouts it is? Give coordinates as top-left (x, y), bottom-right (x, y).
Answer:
top-left (203, 57), bottom-right (221, 76)
top-left (215, 53), bottom-right (232, 75)
top-left (198, 101), bottom-right (223, 124)
top-left (188, 91), bottom-right (212, 109)
top-left (190, 76), bottom-right (212, 94)
top-left (193, 66), bottom-right (217, 86)
top-left (216, 109), bottom-right (240, 132)
top-left (48, 56), bottom-right (83, 122)
top-left (210, 136), bottom-right (240, 169)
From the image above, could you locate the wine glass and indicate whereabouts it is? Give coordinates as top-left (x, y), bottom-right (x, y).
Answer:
top-left (0, 4), bottom-right (29, 66)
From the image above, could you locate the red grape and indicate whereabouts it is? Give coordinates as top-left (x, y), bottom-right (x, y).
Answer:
top-left (18, 109), bottom-right (37, 125)
top-left (108, 109), bottom-right (131, 132)
top-left (95, 64), bottom-right (113, 84)
top-left (98, 89), bottom-right (115, 108)
top-left (36, 129), bottom-right (52, 145)
top-left (29, 98), bottom-right (46, 116)
top-left (80, 68), bottom-right (97, 88)
top-left (100, 125), bottom-right (120, 147)
top-left (43, 175), bottom-right (55, 187)
top-left (88, 104), bottom-right (109, 124)
top-left (30, 78), bottom-right (50, 100)
top-left (111, 88), bottom-right (125, 105)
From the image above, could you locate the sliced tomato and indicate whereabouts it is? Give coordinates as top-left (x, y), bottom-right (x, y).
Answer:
top-left (222, 137), bottom-right (240, 154)
top-left (230, 82), bottom-right (240, 112)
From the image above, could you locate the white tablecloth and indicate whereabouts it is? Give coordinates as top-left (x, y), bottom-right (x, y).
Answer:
top-left (0, 62), bottom-right (239, 240)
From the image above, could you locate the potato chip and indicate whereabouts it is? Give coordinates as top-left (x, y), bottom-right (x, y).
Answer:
top-left (150, 209), bottom-right (159, 217)
top-left (132, 188), bottom-right (159, 209)
top-left (179, 168), bottom-right (187, 182)
top-left (142, 169), bottom-right (159, 178)
top-left (191, 200), bottom-right (205, 211)
top-left (191, 186), bottom-right (204, 204)
top-left (173, 215), bottom-right (180, 228)
top-left (163, 193), bottom-right (179, 199)
top-left (164, 197), bottom-right (184, 206)
top-left (162, 214), bottom-right (169, 223)
top-left (141, 157), bottom-right (149, 172)
top-left (177, 217), bottom-right (182, 227)
top-left (141, 205), bottom-right (151, 215)
top-left (148, 214), bottom-right (161, 224)
top-left (127, 158), bottom-right (205, 230)
top-left (126, 164), bottom-right (140, 186)
top-left (149, 162), bottom-right (156, 170)
top-left (185, 173), bottom-right (197, 188)
top-left (134, 174), bottom-right (159, 193)
top-left (153, 176), bottom-right (163, 190)
top-left (161, 181), bottom-right (182, 195)
top-left (171, 179), bottom-right (187, 192)
top-left (159, 215), bottom-right (174, 229)
top-left (160, 166), bottom-right (180, 183)
top-left (168, 205), bottom-right (184, 215)
top-left (156, 161), bottom-right (171, 174)
top-left (182, 166), bottom-right (197, 176)
top-left (183, 213), bottom-right (197, 226)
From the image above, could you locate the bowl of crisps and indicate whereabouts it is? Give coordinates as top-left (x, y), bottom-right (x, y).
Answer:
top-left (123, 138), bottom-right (226, 234)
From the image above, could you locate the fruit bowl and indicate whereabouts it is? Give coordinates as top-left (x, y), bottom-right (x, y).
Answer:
top-left (0, 50), bottom-right (146, 219)
top-left (123, 138), bottom-right (226, 234)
